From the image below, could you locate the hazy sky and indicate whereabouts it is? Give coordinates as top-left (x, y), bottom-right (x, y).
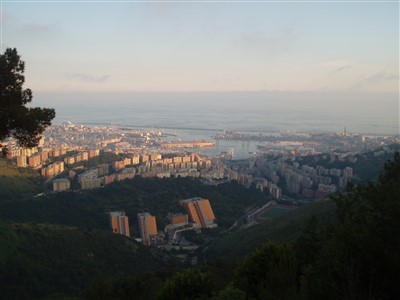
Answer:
top-left (1, 0), bottom-right (398, 94)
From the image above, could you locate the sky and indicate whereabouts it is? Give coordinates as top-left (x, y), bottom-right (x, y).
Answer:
top-left (1, 0), bottom-right (398, 94)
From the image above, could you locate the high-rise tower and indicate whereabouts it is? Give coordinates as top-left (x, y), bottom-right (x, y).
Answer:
top-left (109, 211), bottom-right (130, 237)
top-left (137, 212), bottom-right (158, 246)
top-left (179, 197), bottom-right (216, 229)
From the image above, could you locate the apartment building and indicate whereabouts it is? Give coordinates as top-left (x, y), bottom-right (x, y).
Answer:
top-left (109, 211), bottom-right (130, 238)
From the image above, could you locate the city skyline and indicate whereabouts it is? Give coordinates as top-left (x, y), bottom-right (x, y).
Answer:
top-left (1, 1), bottom-right (398, 95)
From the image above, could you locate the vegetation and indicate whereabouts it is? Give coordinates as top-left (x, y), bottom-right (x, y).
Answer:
top-left (161, 152), bottom-right (400, 300)
top-left (158, 269), bottom-right (216, 300)
top-left (0, 48), bottom-right (55, 147)
top-left (233, 242), bottom-right (297, 300)
top-left (205, 200), bottom-right (336, 261)
top-left (298, 153), bottom-right (400, 300)
top-left (1, 152), bottom-right (398, 299)
top-left (352, 144), bottom-right (400, 182)
top-left (0, 177), bottom-right (267, 230)
top-left (0, 221), bottom-right (163, 299)
top-left (0, 158), bottom-right (44, 200)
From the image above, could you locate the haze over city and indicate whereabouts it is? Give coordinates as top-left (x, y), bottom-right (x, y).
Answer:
top-left (2, 2), bottom-right (400, 299)
top-left (1, 1), bottom-right (399, 133)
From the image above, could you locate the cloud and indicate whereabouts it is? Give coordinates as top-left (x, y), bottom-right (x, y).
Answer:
top-left (320, 60), bottom-right (352, 68)
top-left (320, 60), bottom-right (354, 76)
top-left (66, 73), bottom-right (111, 83)
top-left (354, 71), bottom-right (399, 88)
top-left (330, 65), bottom-right (353, 76)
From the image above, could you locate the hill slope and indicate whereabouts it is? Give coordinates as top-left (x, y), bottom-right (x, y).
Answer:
top-left (0, 177), bottom-right (267, 231)
top-left (0, 221), bottom-right (163, 299)
top-left (205, 199), bottom-right (337, 262)
top-left (0, 158), bottom-right (44, 200)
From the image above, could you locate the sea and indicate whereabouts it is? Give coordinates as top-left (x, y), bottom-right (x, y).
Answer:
top-left (35, 91), bottom-right (399, 159)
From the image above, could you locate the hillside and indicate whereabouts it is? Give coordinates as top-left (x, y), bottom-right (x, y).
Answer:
top-left (0, 177), bottom-right (267, 231)
top-left (0, 220), bottom-right (163, 299)
top-left (0, 158), bottom-right (44, 200)
top-left (205, 199), bottom-right (337, 262)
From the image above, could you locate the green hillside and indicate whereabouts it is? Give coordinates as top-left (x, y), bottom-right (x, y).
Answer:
top-left (0, 220), bottom-right (163, 300)
top-left (205, 199), bottom-right (337, 262)
top-left (0, 177), bottom-right (267, 231)
top-left (0, 158), bottom-right (44, 200)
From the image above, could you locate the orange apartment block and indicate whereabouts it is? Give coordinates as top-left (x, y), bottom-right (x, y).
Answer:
top-left (109, 211), bottom-right (130, 237)
top-left (132, 155), bottom-right (140, 165)
top-left (39, 151), bottom-right (49, 162)
top-left (64, 156), bottom-right (75, 165)
top-left (171, 214), bottom-right (189, 225)
top-left (150, 153), bottom-right (162, 161)
top-left (81, 151), bottom-right (89, 161)
top-left (28, 154), bottom-right (42, 168)
top-left (102, 174), bottom-right (116, 185)
top-left (52, 149), bottom-right (61, 157)
top-left (137, 213), bottom-right (157, 246)
top-left (75, 154), bottom-right (82, 163)
top-left (53, 178), bottom-right (71, 191)
top-left (113, 160), bottom-right (125, 170)
top-left (116, 172), bottom-right (134, 181)
top-left (88, 149), bottom-right (100, 158)
top-left (6, 148), bottom-right (21, 159)
top-left (182, 156), bottom-right (191, 163)
top-left (123, 157), bottom-right (132, 165)
top-left (16, 156), bottom-right (27, 167)
top-left (41, 161), bottom-right (65, 179)
top-left (140, 154), bottom-right (150, 163)
top-left (173, 156), bottom-right (182, 163)
top-left (180, 197), bottom-right (216, 229)
top-left (41, 166), bottom-right (54, 178)
top-left (163, 158), bottom-right (173, 164)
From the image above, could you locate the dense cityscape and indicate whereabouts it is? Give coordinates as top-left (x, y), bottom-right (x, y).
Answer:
top-left (1, 1), bottom-right (399, 299)
top-left (2, 122), bottom-right (399, 252)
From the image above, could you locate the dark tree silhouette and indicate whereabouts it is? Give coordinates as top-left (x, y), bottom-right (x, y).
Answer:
top-left (0, 48), bottom-right (55, 147)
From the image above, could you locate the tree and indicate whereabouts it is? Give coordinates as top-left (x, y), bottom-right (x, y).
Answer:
top-left (302, 152), bottom-right (400, 300)
top-left (157, 269), bottom-right (216, 300)
top-left (233, 242), bottom-right (297, 300)
top-left (0, 48), bottom-right (55, 147)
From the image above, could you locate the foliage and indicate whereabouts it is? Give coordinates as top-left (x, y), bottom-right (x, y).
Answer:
top-left (209, 153), bottom-right (400, 300)
top-left (0, 177), bottom-right (266, 230)
top-left (0, 48), bottom-right (55, 147)
top-left (0, 222), bottom-right (163, 300)
top-left (0, 158), bottom-right (44, 200)
top-left (209, 286), bottom-right (246, 300)
top-left (157, 269), bottom-right (216, 300)
top-left (2, 153), bottom-right (399, 300)
top-left (83, 273), bottom-right (164, 300)
top-left (233, 242), bottom-right (297, 300)
top-left (205, 200), bottom-right (336, 261)
top-left (301, 152), bottom-right (400, 300)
